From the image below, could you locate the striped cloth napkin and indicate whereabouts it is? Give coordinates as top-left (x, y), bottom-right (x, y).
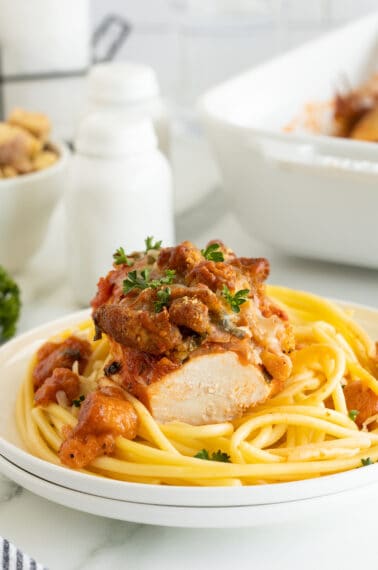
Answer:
top-left (0, 538), bottom-right (47, 570)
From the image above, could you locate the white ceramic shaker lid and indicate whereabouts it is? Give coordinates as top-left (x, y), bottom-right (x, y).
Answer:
top-left (88, 62), bottom-right (160, 105)
top-left (75, 112), bottom-right (158, 157)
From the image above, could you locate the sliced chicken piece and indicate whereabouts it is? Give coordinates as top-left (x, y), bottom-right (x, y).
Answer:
top-left (91, 240), bottom-right (294, 427)
top-left (139, 352), bottom-right (272, 425)
top-left (93, 304), bottom-right (182, 355)
top-left (157, 240), bottom-right (203, 276)
top-left (186, 260), bottom-right (237, 292)
top-left (169, 296), bottom-right (211, 334)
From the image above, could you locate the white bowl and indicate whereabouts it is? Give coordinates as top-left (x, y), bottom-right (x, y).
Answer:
top-left (0, 141), bottom-right (69, 274)
top-left (200, 14), bottom-right (378, 269)
top-left (1, 302), bottom-right (378, 510)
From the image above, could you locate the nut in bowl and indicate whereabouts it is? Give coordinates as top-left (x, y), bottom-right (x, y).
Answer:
top-left (0, 108), bottom-right (69, 273)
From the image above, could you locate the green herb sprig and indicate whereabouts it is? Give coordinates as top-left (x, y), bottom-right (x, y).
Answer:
top-left (113, 247), bottom-right (133, 266)
top-left (123, 269), bottom-right (151, 293)
top-left (151, 269), bottom-right (176, 288)
top-left (145, 236), bottom-right (162, 252)
top-left (201, 243), bottom-right (224, 262)
top-left (348, 409), bottom-right (359, 422)
top-left (361, 457), bottom-right (373, 466)
top-left (72, 395), bottom-right (85, 408)
top-left (123, 269), bottom-right (176, 295)
top-left (194, 449), bottom-right (231, 463)
top-left (222, 285), bottom-right (250, 313)
top-left (154, 287), bottom-right (171, 313)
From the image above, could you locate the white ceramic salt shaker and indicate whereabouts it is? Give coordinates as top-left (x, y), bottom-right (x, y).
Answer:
top-left (84, 62), bottom-right (170, 157)
top-left (65, 112), bottom-right (174, 306)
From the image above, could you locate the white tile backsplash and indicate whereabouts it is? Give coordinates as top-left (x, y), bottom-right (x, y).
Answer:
top-left (286, 25), bottom-right (332, 49)
top-left (285, 0), bottom-right (325, 23)
top-left (329, 0), bottom-right (377, 21)
top-left (106, 28), bottom-right (180, 96)
top-left (177, 27), bottom-right (280, 103)
top-left (90, 0), bottom-right (378, 101)
top-left (91, 0), bottom-right (174, 26)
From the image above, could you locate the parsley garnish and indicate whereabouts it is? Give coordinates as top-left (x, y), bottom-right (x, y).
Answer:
top-left (222, 285), bottom-right (250, 313)
top-left (195, 449), bottom-right (210, 460)
top-left (113, 247), bottom-right (133, 266)
top-left (72, 395), bottom-right (85, 408)
top-left (194, 449), bottom-right (231, 463)
top-left (348, 409), bottom-right (359, 422)
top-left (153, 269), bottom-right (176, 288)
top-left (361, 457), bottom-right (373, 466)
top-left (154, 287), bottom-right (171, 313)
top-left (145, 236), bottom-right (162, 252)
top-left (123, 269), bottom-right (151, 293)
top-left (211, 450), bottom-right (231, 462)
top-left (123, 269), bottom-right (175, 295)
top-left (201, 243), bottom-right (224, 262)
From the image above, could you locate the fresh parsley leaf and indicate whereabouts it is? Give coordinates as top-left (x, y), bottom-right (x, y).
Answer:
top-left (123, 269), bottom-right (175, 295)
top-left (210, 450), bottom-right (231, 463)
top-left (113, 247), bottom-right (133, 266)
top-left (348, 409), bottom-right (359, 422)
top-left (145, 236), bottom-right (162, 252)
top-left (222, 285), bottom-right (250, 313)
top-left (72, 395), bottom-right (85, 408)
top-left (194, 449), bottom-right (231, 463)
top-left (123, 269), bottom-right (151, 294)
top-left (194, 449), bottom-right (210, 460)
top-left (201, 243), bottom-right (224, 262)
top-left (154, 287), bottom-right (171, 313)
top-left (151, 269), bottom-right (176, 287)
top-left (361, 457), bottom-right (373, 466)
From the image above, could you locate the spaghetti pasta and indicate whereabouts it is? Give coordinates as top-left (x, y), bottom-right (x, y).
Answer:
top-left (16, 285), bottom-right (378, 486)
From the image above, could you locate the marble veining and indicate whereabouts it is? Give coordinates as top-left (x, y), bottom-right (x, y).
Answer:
top-left (0, 476), bottom-right (22, 504)
top-left (0, 467), bottom-right (377, 570)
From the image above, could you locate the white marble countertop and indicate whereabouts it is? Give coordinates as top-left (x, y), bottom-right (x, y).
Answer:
top-left (1, 194), bottom-right (378, 570)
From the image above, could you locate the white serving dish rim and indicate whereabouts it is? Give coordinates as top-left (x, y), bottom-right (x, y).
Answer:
top-left (199, 12), bottom-right (378, 163)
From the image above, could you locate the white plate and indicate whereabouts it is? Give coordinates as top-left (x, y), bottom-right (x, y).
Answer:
top-left (0, 304), bottom-right (378, 508)
top-left (2, 453), bottom-right (378, 528)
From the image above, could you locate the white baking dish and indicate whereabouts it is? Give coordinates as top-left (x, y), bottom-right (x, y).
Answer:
top-left (200, 13), bottom-right (378, 269)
